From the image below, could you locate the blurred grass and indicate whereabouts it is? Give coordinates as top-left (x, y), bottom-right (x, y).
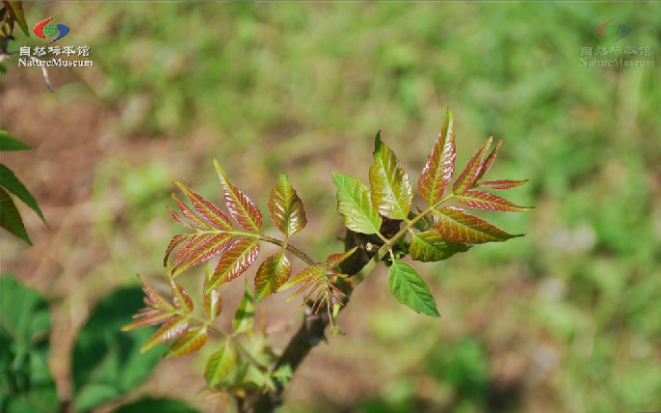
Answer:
top-left (7, 2), bottom-right (661, 413)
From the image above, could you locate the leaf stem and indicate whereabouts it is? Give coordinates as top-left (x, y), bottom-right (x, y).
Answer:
top-left (351, 194), bottom-right (453, 285)
top-left (258, 234), bottom-right (318, 266)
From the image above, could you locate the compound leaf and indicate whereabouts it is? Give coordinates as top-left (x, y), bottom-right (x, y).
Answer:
top-left (418, 108), bottom-right (457, 205)
top-left (368, 132), bottom-right (413, 220)
top-left (206, 238), bottom-right (260, 292)
top-left (477, 179), bottom-right (529, 190)
top-left (175, 182), bottom-right (233, 231)
top-left (433, 206), bottom-right (521, 244)
top-left (205, 344), bottom-right (236, 388)
top-left (268, 173), bottom-right (307, 238)
top-left (410, 230), bottom-right (470, 262)
top-left (254, 252), bottom-right (292, 302)
top-left (453, 136), bottom-right (493, 193)
top-left (455, 190), bottom-right (533, 212)
top-left (332, 172), bottom-right (382, 235)
top-left (170, 233), bottom-right (233, 278)
top-left (388, 260), bottom-right (439, 317)
top-left (166, 327), bottom-right (208, 358)
top-left (214, 160), bottom-right (262, 232)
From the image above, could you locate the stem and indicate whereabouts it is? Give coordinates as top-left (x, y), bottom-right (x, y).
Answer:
top-left (259, 234), bottom-right (318, 266)
top-left (352, 194), bottom-right (453, 285)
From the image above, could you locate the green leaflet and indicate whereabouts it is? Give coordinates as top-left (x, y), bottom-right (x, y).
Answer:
top-left (205, 344), bottom-right (236, 388)
top-left (254, 252), bottom-right (292, 302)
top-left (410, 230), bottom-right (470, 262)
top-left (233, 280), bottom-right (255, 333)
top-left (0, 275), bottom-right (60, 413)
top-left (165, 326), bottom-right (208, 358)
top-left (387, 260), bottom-right (440, 317)
top-left (368, 132), bottom-right (413, 220)
top-left (268, 173), bottom-right (307, 237)
top-left (332, 172), bottom-right (382, 235)
top-left (0, 187), bottom-right (31, 245)
top-left (0, 130), bottom-right (31, 151)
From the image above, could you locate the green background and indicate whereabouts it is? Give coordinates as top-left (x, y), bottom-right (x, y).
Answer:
top-left (1, 2), bottom-right (659, 413)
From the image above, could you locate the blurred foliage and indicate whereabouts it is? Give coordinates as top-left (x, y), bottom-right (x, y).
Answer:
top-left (5, 1), bottom-right (661, 413)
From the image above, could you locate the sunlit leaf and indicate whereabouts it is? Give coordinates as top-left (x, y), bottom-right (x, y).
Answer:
top-left (170, 233), bottom-right (233, 278)
top-left (268, 173), bottom-right (307, 237)
top-left (433, 206), bottom-right (521, 244)
top-left (0, 130), bottom-right (30, 151)
top-left (279, 265), bottom-right (326, 294)
top-left (477, 179), bottom-right (529, 190)
top-left (453, 136), bottom-right (493, 193)
top-left (205, 344), bottom-right (236, 388)
top-left (140, 316), bottom-right (189, 353)
top-left (410, 230), bottom-right (470, 262)
top-left (254, 252), bottom-right (292, 302)
top-left (164, 234), bottom-right (188, 266)
top-left (172, 194), bottom-right (213, 230)
top-left (332, 172), bottom-right (382, 235)
top-left (166, 327), bottom-right (208, 358)
top-left (324, 246), bottom-right (358, 270)
top-left (0, 164), bottom-right (46, 223)
top-left (233, 280), bottom-right (255, 333)
top-left (388, 260), bottom-right (439, 317)
top-left (169, 278), bottom-right (194, 314)
top-left (0, 187), bottom-right (31, 245)
top-left (175, 182), bottom-right (233, 231)
top-left (473, 139), bottom-right (502, 184)
top-left (206, 238), bottom-right (260, 292)
top-left (214, 160), bottom-right (263, 232)
top-left (368, 132), bottom-right (413, 220)
top-left (167, 206), bottom-right (193, 229)
top-left (418, 108), bottom-right (457, 205)
top-left (455, 190), bottom-right (533, 212)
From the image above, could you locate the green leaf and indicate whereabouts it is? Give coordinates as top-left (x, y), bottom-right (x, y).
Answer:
top-left (254, 252), bottom-right (292, 302)
top-left (233, 280), bottom-right (255, 333)
top-left (112, 398), bottom-right (200, 413)
top-left (0, 275), bottom-right (60, 413)
top-left (0, 164), bottom-right (46, 223)
top-left (0, 187), bottom-right (31, 245)
top-left (213, 160), bottom-right (263, 232)
top-left (205, 344), bottom-right (236, 388)
top-left (72, 288), bottom-right (164, 412)
top-left (368, 132), bottom-right (413, 220)
top-left (6, 2), bottom-right (29, 36)
top-left (268, 173), bottom-right (307, 237)
top-left (388, 260), bottom-right (440, 317)
top-left (410, 230), bottom-right (470, 262)
top-left (0, 130), bottom-right (31, 151)
top-left (433, 206), bottom-right (522, 244)
top-left (418, 108), bottom-right (457, 205)
top-left (332, 172), bottom-right (382, 235)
